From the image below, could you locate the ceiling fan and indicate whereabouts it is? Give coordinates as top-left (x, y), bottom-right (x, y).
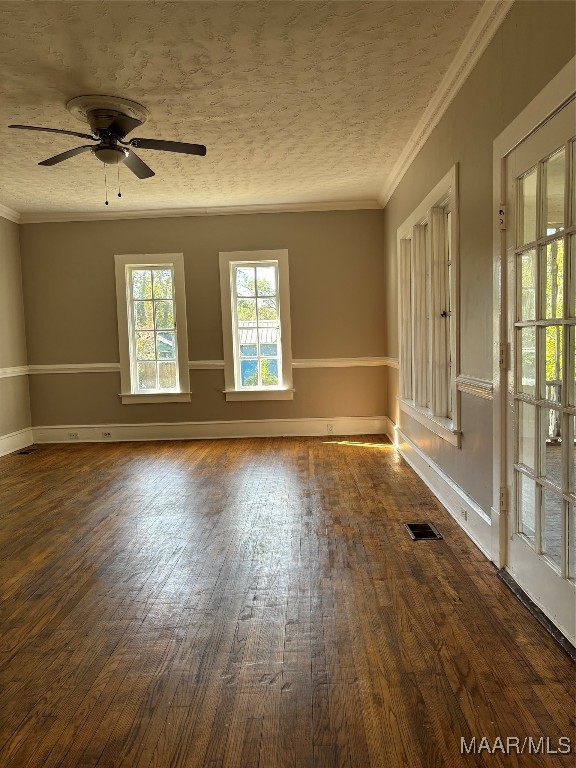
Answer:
top-left (8, 95), bottom-right (206, 180)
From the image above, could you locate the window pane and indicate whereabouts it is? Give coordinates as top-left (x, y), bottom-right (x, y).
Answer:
top-left (541, 488), bottom-right (562, 570)
top-left (517, 167), bottom-right (537, 246)
top-left (132, 269), bottom-right (152, 299)
top-left (259, 326), bottom-right (277, 346)
top-left (540, 407), bottom-right (562, 487)
top-left (158, 361), bottom-right (177, 390)
top-left (543, 240), bottom-right (564, 319)
top-left (136, 331), bottom-right (155, 360)
top-left (256, 266), bottom-right (276, 296)
top-left (260, 358), bottom-right (279, 386)
top-left (518, 401), bottom-right (535, 469)
top-left (137, 361), bottom-right (157, 389)
top-left (518, 249), bottom-right (537, 321)
top-left (257, 298), bottom-right (277, 322)
top-left (238, 326), bottom-right (257, 346)
top-left (155, 300), bottom-right (174, 330)
top-left (543, 325), bottom-right (563, 401)
top-left (572, 140), bottom-right (576, 227)
top-left (570, 235), bottom-right (576, 318)
top-left (240, 344), bottom-right (257, 357)
top-left (517, 326), bottom-right (536, 397)
top-left (240, 359), bottom-right (258, 386)
top-left (156, 331), bottom-right (176, 360)
top-left (134, 301), bottom-right (154, 330)
top-left (569, 502), bottom-right (576, 582)
top-left (518, 472), bottom-right (536, 543)
top-left (236, 267), bottom-right (256, 296)
top-left (543, 147), bottom-right (565, 236)
top-left (152, 269), bottom-right (173, 299)
top-left (260, 343), bottom-right (278, 357)
top-left (568, 415), bottom-right (575, 494)
top-left (570, 327), bottom-right (576, 407)
top-left (237, 298), bottom-right (256, 322)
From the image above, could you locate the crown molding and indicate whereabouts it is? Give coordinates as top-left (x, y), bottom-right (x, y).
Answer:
top-left (378, 0), bottom-right (514, 207)
top-left (0, 204), bottom-right (21, 224)
top-left (17, 199), bottom-right (382, 224)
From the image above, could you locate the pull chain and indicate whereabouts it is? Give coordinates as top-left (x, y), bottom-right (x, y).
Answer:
top-left (104, 163), bottom-right (109, 206)
top-left (117, 163), bottom-right (122, 198)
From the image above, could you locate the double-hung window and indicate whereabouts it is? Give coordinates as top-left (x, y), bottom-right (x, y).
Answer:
top-left (397, 165), bottom-right (459, 445)
top-left (115, 253), bottom-right (190, 403)
top-left (219, 249), bottom-right (293, 401)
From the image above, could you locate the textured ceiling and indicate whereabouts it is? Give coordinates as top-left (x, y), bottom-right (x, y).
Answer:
top-left (0, 1), bottom-right (483, 215)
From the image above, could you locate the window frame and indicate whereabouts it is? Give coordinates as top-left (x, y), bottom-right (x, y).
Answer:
top-left (219, 249), bottom-right (293, 401)
top-left (114, 253), bottom-right (191, 404)
top-left (397, 165), bottom-right (460, 446)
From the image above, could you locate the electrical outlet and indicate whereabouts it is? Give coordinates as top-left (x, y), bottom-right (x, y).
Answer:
top-left (68, 431), bottom-right (79, 440)
top-left (461, 508), bottom-right (468, 521)
top-left (102, 431), bottom-right (112, 439)
top-left (326, 423), bottom-right (334, 434)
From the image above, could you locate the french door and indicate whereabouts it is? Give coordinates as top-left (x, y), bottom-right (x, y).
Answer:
top-left (506, 98), bottom-right (575, 643)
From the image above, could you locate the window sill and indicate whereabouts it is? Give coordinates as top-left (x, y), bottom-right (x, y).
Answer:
top-left (224, 388), bottom-right (294, 402)
top-left (398, 398), bottom-right (460, 447)
top-left (120, 391), bottom-right (192, 404)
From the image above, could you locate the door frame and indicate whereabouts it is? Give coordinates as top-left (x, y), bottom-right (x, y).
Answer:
top-left (492, 56), bottom-right (576, 570)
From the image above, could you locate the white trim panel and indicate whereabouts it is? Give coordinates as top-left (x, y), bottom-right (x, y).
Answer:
top-left (0, 427), bottom-right (33, 457)
top-left (396, 427), bottom-right (492, 559)
top-left (32, 416), bottom-right (390, 443)
top-left (379, 0), bottom-right (514, 206)
top-left (18, 200), bottom-right (381, 225)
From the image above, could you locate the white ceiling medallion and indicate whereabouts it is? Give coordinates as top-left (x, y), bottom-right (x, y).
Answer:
top-left (66, 95), bottom-right (150, 125)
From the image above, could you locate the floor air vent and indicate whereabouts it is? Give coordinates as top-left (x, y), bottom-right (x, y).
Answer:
top-left (404, 522), bottom-right (442, 540)
top-left (15, 446), bottom-right (39, 456)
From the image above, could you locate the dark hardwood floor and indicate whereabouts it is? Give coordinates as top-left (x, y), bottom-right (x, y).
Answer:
top-left (0, 436), bottom-right (574, 768)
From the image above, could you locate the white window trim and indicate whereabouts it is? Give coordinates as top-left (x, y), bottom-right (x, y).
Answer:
top-left (114, 253), bottom-right (191, 404)
top-left (219, 249), bottom-right (293, 401)
top-left (397, 164), bottom-right (460, 446)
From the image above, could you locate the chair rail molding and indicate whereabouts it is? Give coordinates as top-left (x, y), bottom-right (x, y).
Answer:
top-left (456, 375), bottom-right (494, 400)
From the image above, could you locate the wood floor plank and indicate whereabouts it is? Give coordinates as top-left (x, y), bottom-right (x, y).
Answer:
top-left (0, 437), bottom-right (573, 768)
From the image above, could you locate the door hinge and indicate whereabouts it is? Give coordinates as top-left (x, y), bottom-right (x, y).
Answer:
top-left (499, 341), bottom-right (509, 370)
top-left (499, 486), bottom-right (508, 514)
top-left (498, 204), bottom-right (506, 231)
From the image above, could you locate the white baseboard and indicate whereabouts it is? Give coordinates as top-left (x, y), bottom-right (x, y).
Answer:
top-left (395, 426), bottom-right (492, 559)
top-left (32, 416), bottom-right (390, 444)
top-left (0, 427), bottom-right (34, 457)
top-left (383, 415), bottom-right (397, 446)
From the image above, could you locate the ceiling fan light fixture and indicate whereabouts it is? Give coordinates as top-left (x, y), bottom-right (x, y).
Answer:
top-left (93, 145), bottom-right (129, 165)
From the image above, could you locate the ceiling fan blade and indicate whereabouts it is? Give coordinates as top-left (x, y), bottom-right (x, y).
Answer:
top-left (123, 149), bottom-right (155, 179)
top-left (9, 124), bottom-right (95, 141)
top-left (129, 138), bottom-right (207, 156)
top-left (38, 145), bottom-right (94, 166)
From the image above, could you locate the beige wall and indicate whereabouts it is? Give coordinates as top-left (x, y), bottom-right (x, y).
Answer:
top-left (383, 0), bottom-right (575, 512)
top-left (20, 209), bottom-right (388, 425)
top-left (0, 215), bottom-right (31, 440)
